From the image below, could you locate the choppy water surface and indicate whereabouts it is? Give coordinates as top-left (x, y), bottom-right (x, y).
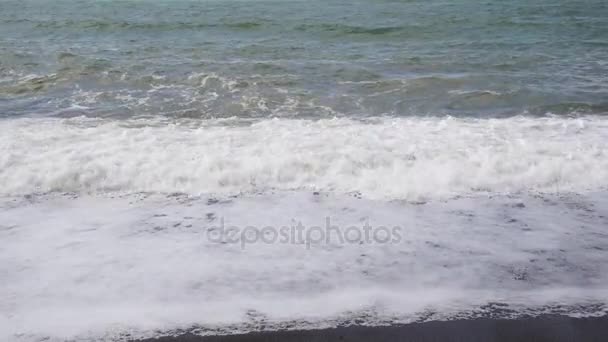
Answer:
top-left (1, 0), bottom-right (607, 118)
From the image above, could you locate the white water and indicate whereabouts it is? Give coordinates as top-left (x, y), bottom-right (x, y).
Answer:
top-left (1, 191), bottom-right (608, 341)
top-left (1, 116), bottom-right (607, 200)
top-left (2, 116), bottom-right (608, 341)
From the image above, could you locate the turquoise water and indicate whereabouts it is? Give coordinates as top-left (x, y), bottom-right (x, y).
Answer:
top-left (1, 0), bottom-right (607, 118)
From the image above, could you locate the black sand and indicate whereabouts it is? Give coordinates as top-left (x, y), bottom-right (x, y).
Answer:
top-left (134, 315), bottom-right (608, 342)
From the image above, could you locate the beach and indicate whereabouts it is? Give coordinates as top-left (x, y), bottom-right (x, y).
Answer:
top-left (137, 315), bottom-right (608, 342)
top-left (1, 0), bottom-right (607, 341)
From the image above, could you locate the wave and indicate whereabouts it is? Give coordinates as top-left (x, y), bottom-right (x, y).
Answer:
top-left (28, 19), bottom-right (270, 31)
top-left (529, 102), bottom-right (608, 116)
top-left (1, 116), bottom-right (607, 199)
top-left (0, 73), bottom-right (60, 95)
top-left (294, 23), bottom-right (412, 36)
top-left (18, 19), bottom-right (419, 36)
top-left (0, 58), bottom-right (113, 95)
top-left (3, 64), bottom-right (608, 120)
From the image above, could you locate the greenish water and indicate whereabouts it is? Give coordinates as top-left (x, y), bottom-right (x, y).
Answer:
top-left (1, 0), bottom-right (607, 118)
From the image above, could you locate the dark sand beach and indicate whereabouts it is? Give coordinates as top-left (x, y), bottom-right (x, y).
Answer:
top-left (136, 315), bottom-right (608, 342)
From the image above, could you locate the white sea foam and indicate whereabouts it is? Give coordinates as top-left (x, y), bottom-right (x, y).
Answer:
top-left (2, 115), bottom-right (608, 340)
top-left (1, 116), bottom-right (607, 199)
top-left (1, 191), bottom-right (607, 341)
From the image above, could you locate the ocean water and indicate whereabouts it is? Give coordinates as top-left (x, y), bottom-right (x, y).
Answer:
top-left (1, 0), bottom-right (607, 119)
top-left (1, 0), bottom-right (608, 341)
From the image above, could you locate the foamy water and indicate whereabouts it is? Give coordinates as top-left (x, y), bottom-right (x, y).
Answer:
top-left (2, 116), bottom-right (607, 200)
top-left (2, 116), bottom-right (608, 341)
top-left (2, 0), bottom-right (608, 341)
top-left (2, 191), bottom-right (608, 341)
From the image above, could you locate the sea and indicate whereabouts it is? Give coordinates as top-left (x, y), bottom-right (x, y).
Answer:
top-left (1, 0), bottom-right (608, 340)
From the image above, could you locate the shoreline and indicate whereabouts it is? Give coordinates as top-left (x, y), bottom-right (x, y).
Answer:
top-left (135, 315), bottom-right (608, 342)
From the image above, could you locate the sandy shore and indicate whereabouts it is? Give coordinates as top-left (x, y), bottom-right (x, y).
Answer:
top-left (135, 314), bottom-right (608, 342)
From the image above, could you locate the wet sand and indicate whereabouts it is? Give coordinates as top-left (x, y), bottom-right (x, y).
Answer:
top-left (135, 314), bottom-right (608, 342)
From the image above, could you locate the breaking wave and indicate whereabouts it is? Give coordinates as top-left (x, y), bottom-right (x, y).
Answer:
top-left (1, 116), bottom-right (607, 200)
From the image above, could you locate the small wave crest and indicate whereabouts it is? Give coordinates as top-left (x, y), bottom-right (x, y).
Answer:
top-left (30, 19), bottom-right (271, 32)
top-left (295, 23), bottom-right (412, 36)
